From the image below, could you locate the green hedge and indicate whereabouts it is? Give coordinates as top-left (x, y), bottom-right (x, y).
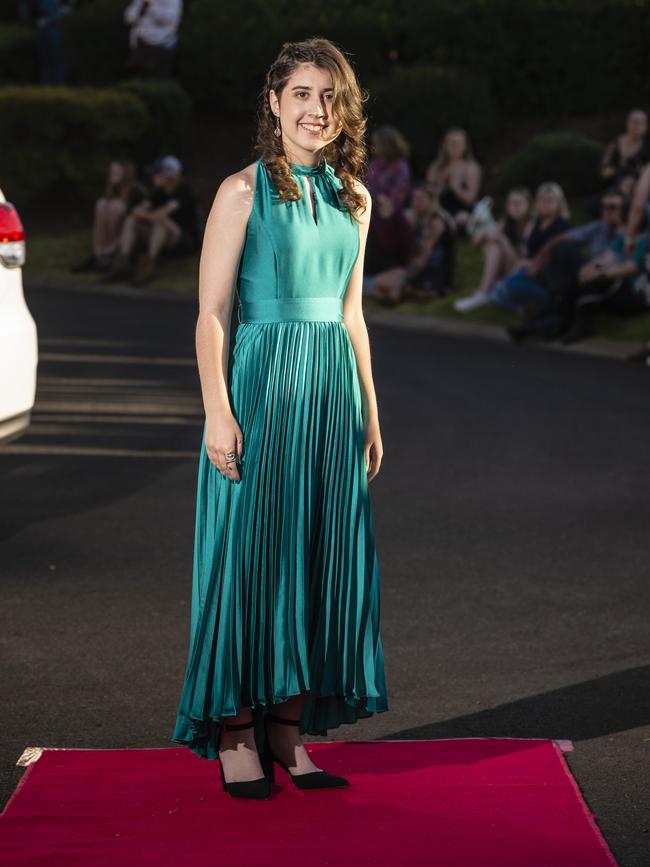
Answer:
top-left (115, 78), bottom-right (193, 156)
top-left (0, 23), bottom-right (37, 83)
top-left (61, 0), bottom-right (129, 86)
top-left (495, 132), bottom-right (604, 197)
top-left (176, 0), bottom-right (290, 116)
top-left (392, 0), bottom-right (650, 118)
top-left (176, 0), bottom-right (396, 115)
top-left (0, 80), bottom-right (194, 206)
top-left (2, 3), bottom-right (128, 86)
top-left (0, 86), bottom-right (150, 205)
top-left (366, 64), bottom-right (496, 174)
top-left (4, 1), bottom-right (650, 124)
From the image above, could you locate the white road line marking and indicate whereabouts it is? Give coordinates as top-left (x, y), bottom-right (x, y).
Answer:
top-left (38, 377), bottom-right (185, 387)
top-left (32, 413), bottom-right (203, 426)
top-left (40, 338), bottom-right (189, 350)
top-left (39, 353), bottom-right (196, 366)
top-left (0, 445), bottom-right (197, 458)
top-left (33, 400), bottom-right (203, 414)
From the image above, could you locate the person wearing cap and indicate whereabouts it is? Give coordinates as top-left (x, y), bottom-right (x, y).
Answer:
top-left (103, 154), bottom-right (200, 285)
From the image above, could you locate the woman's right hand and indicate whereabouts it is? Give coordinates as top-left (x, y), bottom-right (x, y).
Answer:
top-left (204, 413), bottom-right (244, 481)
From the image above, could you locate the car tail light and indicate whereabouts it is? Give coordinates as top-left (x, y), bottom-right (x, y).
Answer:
top-left (0, 202), bottom-right (26, 268)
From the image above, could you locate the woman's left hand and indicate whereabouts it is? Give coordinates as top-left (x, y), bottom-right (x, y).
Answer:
top-left (364, 419), bottom-right (383, 482)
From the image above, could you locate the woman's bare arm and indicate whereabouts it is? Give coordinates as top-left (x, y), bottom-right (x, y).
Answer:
top-left (195, 164), bottom-right (255, 477)
top-left (425, 160), bottom-right (440, 185)
top-left (600, 137), bottom-right (618, 179)
top-left (342, 183), bottom-right (383, 481)
top-left (625, 163), bottom-right (650, 240)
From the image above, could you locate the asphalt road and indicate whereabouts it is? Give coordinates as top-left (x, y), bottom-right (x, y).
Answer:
top-left (1, 286), bottom-right (649, 866)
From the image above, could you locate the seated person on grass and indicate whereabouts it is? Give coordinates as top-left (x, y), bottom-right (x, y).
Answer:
top-left (363, 192), bottom-right (415, 299)
top-left (104, 155), bottom-right (200, 286)
top-left (621, 159), bottom-right (650, 250)
top-left (368, 182), bottom-right (455, 306)
top-left (490, 181), bottom-right (571, 318)
top-left (71, 159), bottom-right (146, 273)
top-left (599, 109), bottom-right (650, 200)
top-left (506, 188), bottom-right (627, 342)
top-left (556, 230), bottom-right (650, 344)
top-left (455, 186), bottom-right (533, 312)
top-left (425, 127), bottom-right (482, 236)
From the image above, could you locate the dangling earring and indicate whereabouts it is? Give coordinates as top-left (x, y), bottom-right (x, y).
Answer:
top-left (274, 114), bottom-right (281, 138)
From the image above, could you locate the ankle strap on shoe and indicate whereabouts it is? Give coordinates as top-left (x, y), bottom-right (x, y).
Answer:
top-left (266, 713), bottom-right (300, 726)
top-left (223, 719), bottom-right (255, 731)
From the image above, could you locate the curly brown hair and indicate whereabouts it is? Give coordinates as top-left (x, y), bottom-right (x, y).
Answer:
top-left (254, 37), bottom-right (368, 220)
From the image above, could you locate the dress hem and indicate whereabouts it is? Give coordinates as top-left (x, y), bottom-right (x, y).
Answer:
top-left (171, 690), bottom-right (389, 760)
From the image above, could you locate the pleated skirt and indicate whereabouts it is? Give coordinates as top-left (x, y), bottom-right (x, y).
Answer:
top-left (170, 319), bottom-right (388, 759)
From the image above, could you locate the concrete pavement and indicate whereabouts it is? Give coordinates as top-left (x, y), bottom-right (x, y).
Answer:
top-left (1, 285), bottom-right (649, 865)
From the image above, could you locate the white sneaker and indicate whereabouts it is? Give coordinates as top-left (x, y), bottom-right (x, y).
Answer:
top-left (454, 291), bottom-right (491, 312)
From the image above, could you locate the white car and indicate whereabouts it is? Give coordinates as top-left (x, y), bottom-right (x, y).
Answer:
top-left (0, 190), bottom-right (37, 443)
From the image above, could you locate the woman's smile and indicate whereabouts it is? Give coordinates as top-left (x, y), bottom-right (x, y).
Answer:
top-left (299, 122), bottom-right (327, 136)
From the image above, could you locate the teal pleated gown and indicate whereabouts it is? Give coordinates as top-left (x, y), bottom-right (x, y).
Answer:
top-left (170, 158), bottom-right (388, 760)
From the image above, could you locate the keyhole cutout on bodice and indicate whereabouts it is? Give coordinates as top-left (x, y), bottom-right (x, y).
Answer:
top-left (303, 176), bottom-right (318, 225)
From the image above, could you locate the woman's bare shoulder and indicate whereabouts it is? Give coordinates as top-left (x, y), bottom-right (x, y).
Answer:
top-left (206, 161), bottom-right (259, 225)
top-left (215, 161), bottom-right (257, 199)
top-left (350, 175), bottom-right (368, 194)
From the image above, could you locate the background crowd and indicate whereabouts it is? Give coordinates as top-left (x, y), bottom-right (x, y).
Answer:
top-left (4, 1), bottom-right (650, 348)
top-left (71, 154), bottom-right (200, 286)
top-left (363, 111), bottom-right (650, 344)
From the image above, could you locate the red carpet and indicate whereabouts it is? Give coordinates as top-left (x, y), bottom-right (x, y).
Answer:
top-left (0, 738), bottom-right (617, 866)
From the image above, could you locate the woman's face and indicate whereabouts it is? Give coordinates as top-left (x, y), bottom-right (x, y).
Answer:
top-left (445, 131), bottom-right (466, 161)
top-left (269, 62), bottom-right (342, 164)
top-left (109, 161), bottom-right (124, 185)
top-left (535, 189), bottom-right (561, 219)
top-left (627, 110), bottom-right (648, 138)
top-left (506, 191), bottom-right (529, 221)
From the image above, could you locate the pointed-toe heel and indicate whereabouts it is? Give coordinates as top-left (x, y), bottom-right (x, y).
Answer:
top-left (218, 719), bottom-right (272, 799)
top-left (263, 712), bottom-right (349, 789)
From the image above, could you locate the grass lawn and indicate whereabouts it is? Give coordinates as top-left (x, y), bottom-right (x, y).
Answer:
top-left (24, 225), bottom-right (650, 343)
top-left (24, 228), bottom-right (199, 295)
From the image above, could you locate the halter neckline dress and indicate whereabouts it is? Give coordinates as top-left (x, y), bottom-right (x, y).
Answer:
top-left (171, 157), bottom-right (388, 759)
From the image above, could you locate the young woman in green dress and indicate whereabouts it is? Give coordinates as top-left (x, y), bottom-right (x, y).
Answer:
top-left (171, 37), bottom-right (388, 800)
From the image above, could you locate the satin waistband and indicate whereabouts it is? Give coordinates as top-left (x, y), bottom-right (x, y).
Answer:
top-left (238, 296), bottom-right (343, 323)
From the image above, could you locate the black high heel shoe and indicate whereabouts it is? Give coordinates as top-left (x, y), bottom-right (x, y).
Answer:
top-left (218, 719), bottom-right (272, 799)
top-left (259, 712), bottom-right (349, 789)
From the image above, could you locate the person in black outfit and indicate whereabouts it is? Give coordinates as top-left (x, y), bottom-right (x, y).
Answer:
top-left (491, 182), bottom-right (571, 314)
top-left (104, 155), bottom-right (200, 285)
top-left (507, 189), bottom-right (628, 341)
top-left (557, 229), bottom-right (650, 344)
top-left (425, 128), bottom-right (482, 236)
top-left (599, 109), bottom-right (650, 199)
